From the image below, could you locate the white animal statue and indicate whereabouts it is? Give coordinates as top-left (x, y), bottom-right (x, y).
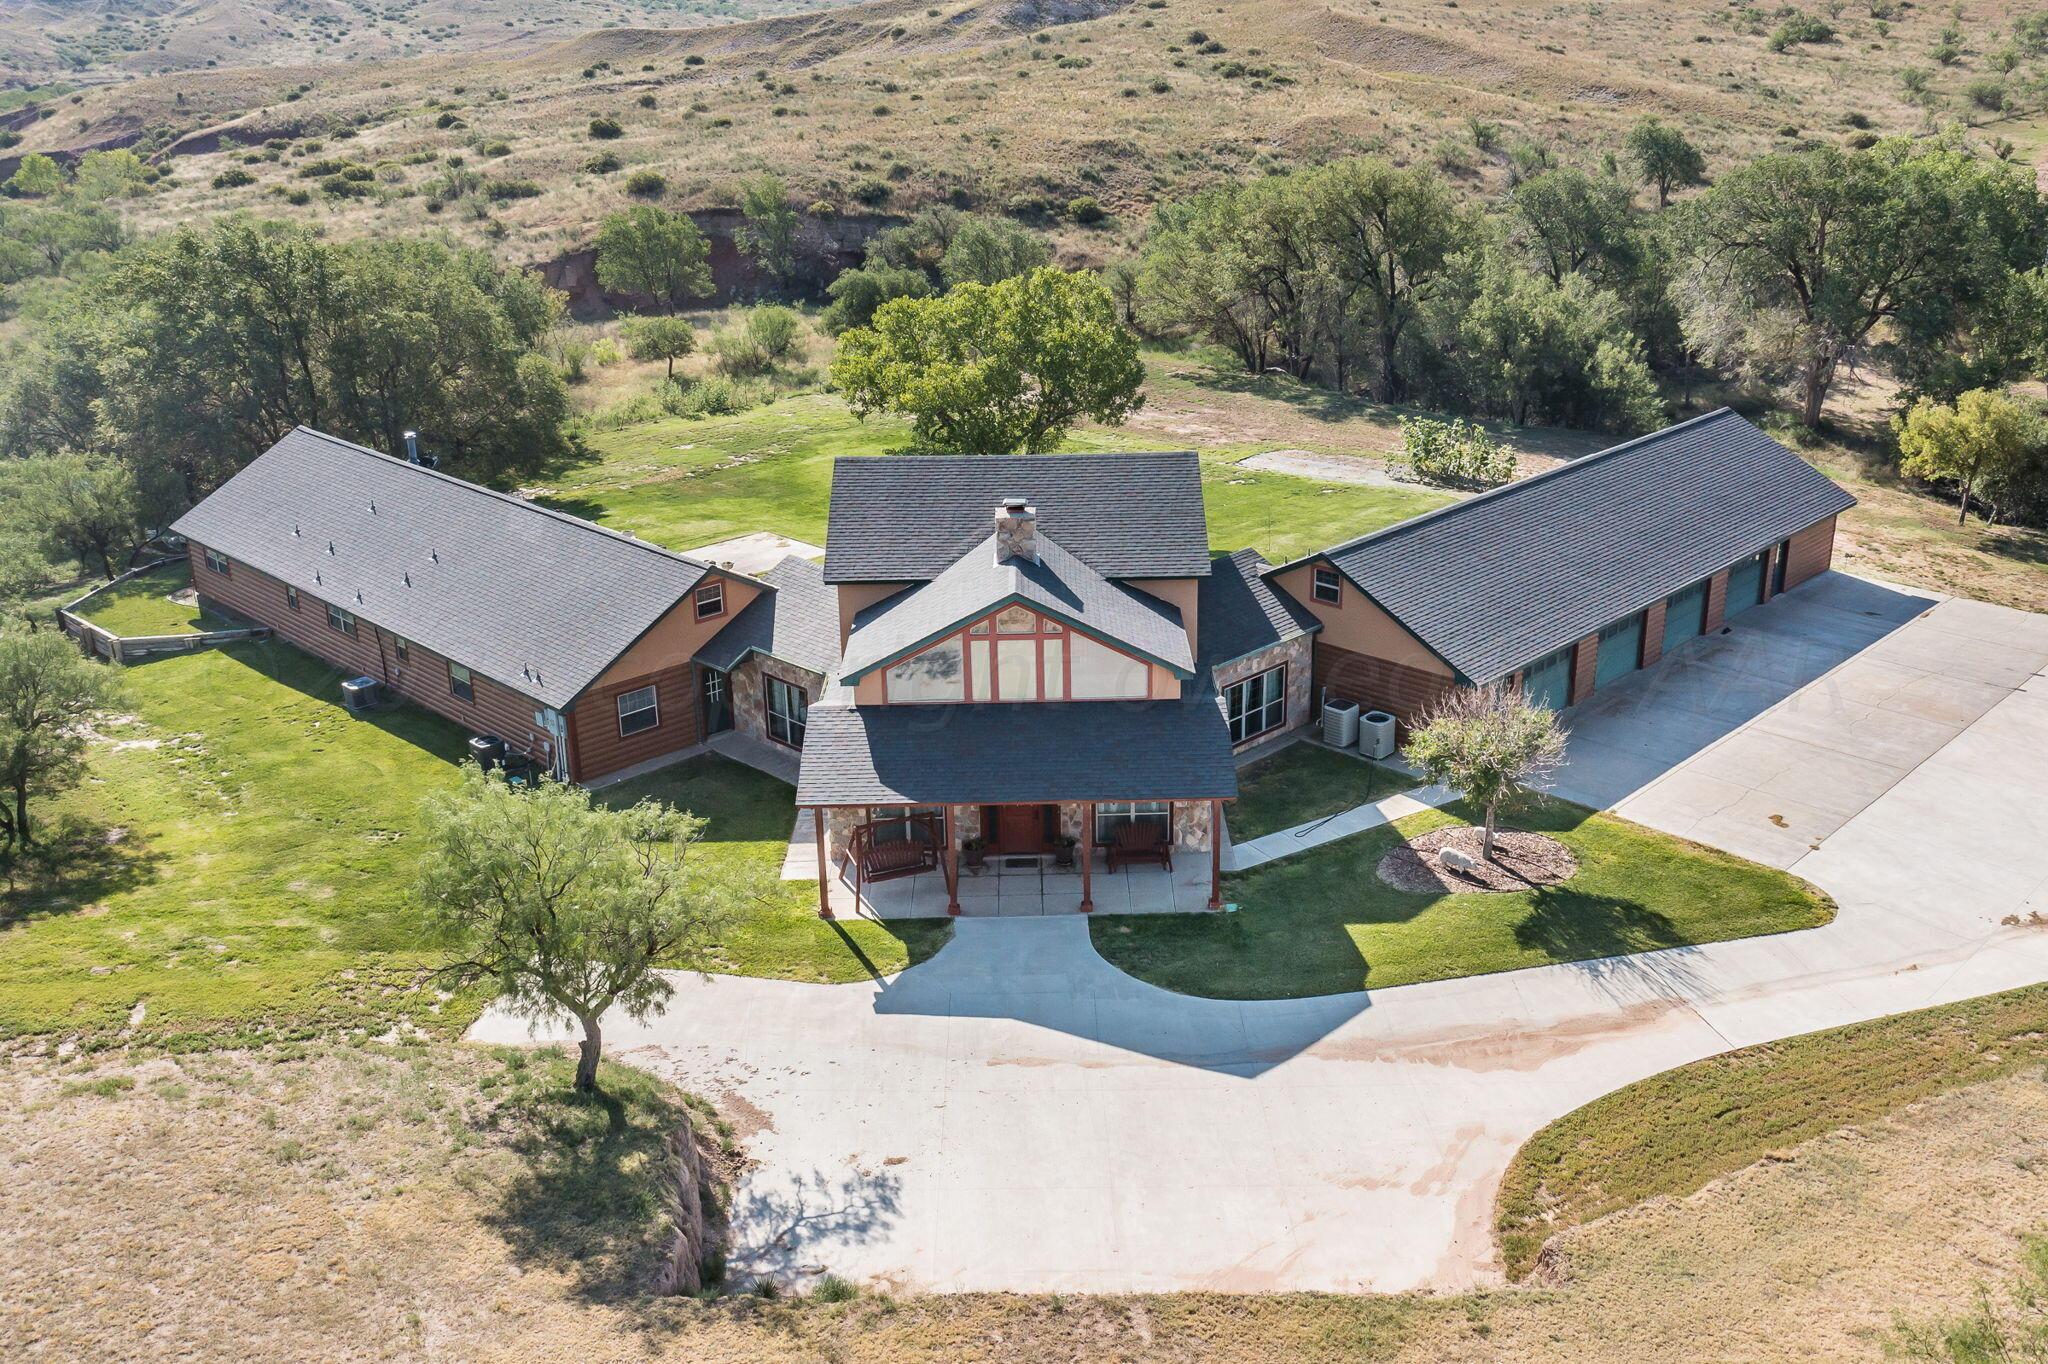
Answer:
top-left (1438, 845), bottom-right (1483, 876)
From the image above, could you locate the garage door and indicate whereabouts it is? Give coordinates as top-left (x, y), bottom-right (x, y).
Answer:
top-left (1595, 614), bottom-right (1644, 688)
top-left (1521, 646), bottom-right (1573, 711)
top-left (1726, 551), bottom-right (1768, 620)
top-left (1662, 580), bottom-right (1708, 656)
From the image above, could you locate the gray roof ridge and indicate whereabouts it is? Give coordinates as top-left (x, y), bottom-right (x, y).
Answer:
top-left (283, 425), bottom-right (717, 575)
top-left (1269, 407), bottom-right (1743, 575)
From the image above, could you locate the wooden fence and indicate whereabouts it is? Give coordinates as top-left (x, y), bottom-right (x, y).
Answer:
top-left (55, 557), bottom-right (272, 663)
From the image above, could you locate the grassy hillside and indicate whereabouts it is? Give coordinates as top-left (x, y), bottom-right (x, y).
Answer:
top-left (12, 0), bottom-right (2042, 268)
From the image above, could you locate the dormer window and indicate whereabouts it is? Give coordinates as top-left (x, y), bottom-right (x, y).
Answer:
top-left (1312, 565), bottom-right (1343, 605)
top-left (694, 580), bottom-right (725, 621)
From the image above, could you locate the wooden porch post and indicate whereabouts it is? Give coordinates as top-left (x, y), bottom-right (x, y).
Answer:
top-left (1208, 799), bottom-right (1224, 911)
top-left (944, 805), bottom-right (961, 916)
top-left (1079, 801), bottom-right (1095, 913)
top-left (812, 806), bottom-right (833, 920)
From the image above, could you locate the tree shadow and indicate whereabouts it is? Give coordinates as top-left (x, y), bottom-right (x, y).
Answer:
top-left (0, 815), bottom-right (166, 928)
top-left (1511, 887), bottom-right (1689, 964)
top-left (718, 1163), bottom-right (905, 1290)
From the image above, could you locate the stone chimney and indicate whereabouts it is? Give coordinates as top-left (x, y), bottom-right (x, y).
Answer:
top-left (995, 497), bottom-right (1038, 563)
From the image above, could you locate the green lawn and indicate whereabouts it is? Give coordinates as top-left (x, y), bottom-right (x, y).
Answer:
top-left (550, 392), bottom-right (1451, 564)
top-left (71, 562), bottom-right (214, 636)
top-left (1091, 795), bottom-right (1834, 1001)
top-left (1496, 980), bottom-right (2048, 1279)
top-left (1226, 742), bottom-right (1412, 843)
top-left (0, 643), bottom-right (941, 1048)
top-left (600, 754), bottom-right (951, 983)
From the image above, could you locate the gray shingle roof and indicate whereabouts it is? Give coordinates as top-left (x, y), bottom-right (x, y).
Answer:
top-left (171, 426), bottom-right (711, 709)
top-left (693, 555), bottom-right (839, 678)
top-left (1305, 409), bottom-right (1855, 685)
top-left (794, 689), bottom-right (1239, 806)
top-left (1198, 548), bottom-right (1320, 672)
top-left (823, 452), bottom-right (1211, 583)
top-left (838, 533), bottom-right (1194, 681)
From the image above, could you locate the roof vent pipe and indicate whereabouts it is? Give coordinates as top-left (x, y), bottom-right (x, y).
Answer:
top-left (403, 430), bottom-right (420, 464)
top-left (995, 497), bottom-right (1038, 563)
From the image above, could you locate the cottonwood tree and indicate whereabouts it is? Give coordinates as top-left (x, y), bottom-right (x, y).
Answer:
top-left (1677, 141), bottom-right (2044, 428)
top-left (1894, 388), bottom-right (2043, 525)
top-left (416, 770), bottom-right (733, 1094)
top-left (1, 454), bottom-right (164, 581)
top-left (735, 173), bottom-right (799, 288)
top-left (1405, 684), bottom-right (1565, 863)
top-left (594, 204), bottom-right (713, 314)
top-left (1623, 118), bottom-right (1706, 208)
top-left (0, 628), bottom-right (123, 850)
top-left (832, 267), bottom-right (1144, 453)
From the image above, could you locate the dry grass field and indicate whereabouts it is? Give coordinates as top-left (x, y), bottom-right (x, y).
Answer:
top-left (11, 0), bottom-right (2042, 270)
top-left (5, 1036), bottom-right (2046, 1362)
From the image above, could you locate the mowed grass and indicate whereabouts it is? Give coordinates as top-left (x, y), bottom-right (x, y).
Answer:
top-left (1496, 980), bottom-right (2048, 1279)
top-left (1225, 742), bottom-right (1414, 843)
top-left (1092, 795), bottom-right (1834, 1001)
top-left (0, 643), bottom-right (938, 1047)
top-left (600, 753), bottom-right (951, 983)
top-left (70, 561), bottom-right (214, 636)
top-left (548, 389), bottom-right (1450, 564)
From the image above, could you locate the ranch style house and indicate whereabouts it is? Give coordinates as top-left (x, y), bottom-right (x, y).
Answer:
top-left (173, 407), bottom-right (1852, 917)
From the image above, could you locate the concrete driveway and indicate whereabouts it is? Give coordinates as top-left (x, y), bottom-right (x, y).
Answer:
top-left (470, 573), bottom-right (2048, 1294)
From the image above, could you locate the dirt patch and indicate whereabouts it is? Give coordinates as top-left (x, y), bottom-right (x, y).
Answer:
top-left (1242, 448), bottom-right (1414, 489)
top-left (1377, 826), bottom-right (1577, 894)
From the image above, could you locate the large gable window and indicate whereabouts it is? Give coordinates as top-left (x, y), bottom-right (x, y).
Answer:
top-left (1068, 632), bottom-right (1149, 699)
top-left (617, 684), bottom-right (659, 736)
top-left (1225, 664), bottom-right (1288, 745)
top-left (886, 637), bottom-right (965, 702)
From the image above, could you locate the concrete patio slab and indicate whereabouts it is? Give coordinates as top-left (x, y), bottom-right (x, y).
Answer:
top-left (471, 572), bottom-right (2048, 1296)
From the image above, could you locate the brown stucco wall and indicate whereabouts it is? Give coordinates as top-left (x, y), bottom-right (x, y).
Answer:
top-left (1128, 576), bottom-right (1201, 663)
top-left (1272, 560), bottom-right (1452, 678)
top-left (188, 541), bottom-right (552, 762)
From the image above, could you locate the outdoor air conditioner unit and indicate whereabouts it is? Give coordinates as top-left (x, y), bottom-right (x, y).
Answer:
top-left (340, 676), bottom-right (386, 714)
top-left (1359, 710), bottom-right (1397, 760)
top-left (1321, 698), bottom-right (1360, 749)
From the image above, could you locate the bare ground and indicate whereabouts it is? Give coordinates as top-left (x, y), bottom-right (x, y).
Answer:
top-left (5, 1042), bottom-right (2046, 1362)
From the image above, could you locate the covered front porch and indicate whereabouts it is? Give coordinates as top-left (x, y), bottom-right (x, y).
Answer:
top-left (796, 800), bottom-right (1228, 920)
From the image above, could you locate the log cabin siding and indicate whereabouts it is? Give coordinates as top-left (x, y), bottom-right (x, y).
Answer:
top-left (188, 540), bottom-right (553, 760)
top-left (1311, 639), bottom-right (1458, 731)
top-left (565, 662), bottom-right (703, 783)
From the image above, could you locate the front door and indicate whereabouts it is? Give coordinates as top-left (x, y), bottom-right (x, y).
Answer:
top-left (992, 804), bottom-right (1053, 855)
top-left (700, 667), bottom-right (734, 736)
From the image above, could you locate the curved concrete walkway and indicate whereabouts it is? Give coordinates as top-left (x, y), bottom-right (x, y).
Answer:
top-left (470, 579), bottom-right (2048, 1294)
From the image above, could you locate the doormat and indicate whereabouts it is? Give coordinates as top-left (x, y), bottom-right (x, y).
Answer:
top-left (1001, 856), bottom-right (1041, 870)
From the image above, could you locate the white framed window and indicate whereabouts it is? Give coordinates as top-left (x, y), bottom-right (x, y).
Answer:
top-left (1312, 565), bottom-right (1342, 604)
top-left (204, 547), bottom-right (231, 575)
top-left (326, 603), bottom-right (356, 636)
top-left (448, 662), bottom-right (473, 702)
top-left (285, 584), bottom-right (300, 611)
top-left (694, 580), bottom-right (725, 621)
top-left (392, 635), bottom-right (410, 663)
top-left (1095, 800), bottom-right (1171, 844)
top-left (1225, 664), bottom-right (1288, 745)
top-left (766, 675), bottom-right (808, 748)
top-left (871, 805), bottom-right (944, 845)
top-left (617, 684), bottom-right (659, 736)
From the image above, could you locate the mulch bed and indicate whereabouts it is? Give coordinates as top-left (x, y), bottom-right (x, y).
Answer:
top-left (1375, 825), bottom-right (1578, 895)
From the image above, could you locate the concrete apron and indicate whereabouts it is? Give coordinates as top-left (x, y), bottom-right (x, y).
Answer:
top-left (468, 584), bottom-right (2048, 1295)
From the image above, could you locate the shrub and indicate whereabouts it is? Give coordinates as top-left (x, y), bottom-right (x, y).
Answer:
top-left (1966, 77), bottom-right (2007, 111)
top-left (685, 53), bottom-right (705, 65)
top-left (638, 93), bottom-right (657, 109)
top-left (319, 174), bottom-right (370, 198)
top-left (212, 167), bottom-right (256, 188)
top-left (1766, 13), bottom-right (1834, 51)
top-left (486, 177), bottom-right (541, 200)
top-left (808, 199), bottom-right (837, 217)
top-left (434, 111), bottom-right (465, 129)
top-left (661, 373), bottom-right (756, 418)
top-left (851, 177), bottom-right (890, 205)
top-left (811, 1275), bottom-right (859, 1303)
top-left (1148, 76), bottom-right (1172, 93)
top-left (1396, 416), bottom-right (1515, 488)
top-left (585, 151), bottom-right (623, 173)
top-left (624, 169), bottom-right (666, 196)
top-left (285, 187), bottom-right (312, 205)
top-left (712, 306), bottom-right (803, 376)
top-left (1066, 195), bottom-right (1105, 224)
top-left (589, 116), bottom-right (624, 139)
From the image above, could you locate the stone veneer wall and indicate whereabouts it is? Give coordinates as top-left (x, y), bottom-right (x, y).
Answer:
top-left (1211, 635), bottom-right (1315, 759)
top-left (729, 654), bottom-right (825, 749)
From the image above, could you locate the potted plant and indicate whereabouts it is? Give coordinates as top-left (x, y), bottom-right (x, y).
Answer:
top-left (961, 835), bottom-right (986, 870)
top-left (1053, 834), bottom-right (1078, 869)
